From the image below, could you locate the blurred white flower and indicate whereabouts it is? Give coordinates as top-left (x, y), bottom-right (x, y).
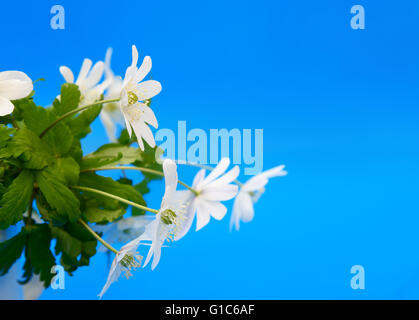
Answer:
top-left (119, 45), bottom-right (161, 150)
top-left (230, 165), bottom-right (287, 231)
top-left (0, 71), bottom-right (33, 116)
top-left (100, 48), bottom-right (125, 142)
top-left (59, 58), bottom-right (110, 106)
top-left (175, 158), bottom-right (239, 240)
top-left (93, 215), bottom-right (153, 251)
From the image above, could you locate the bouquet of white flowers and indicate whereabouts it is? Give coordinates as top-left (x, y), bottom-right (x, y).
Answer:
top-left (0, 45), bottom-right (287, 298)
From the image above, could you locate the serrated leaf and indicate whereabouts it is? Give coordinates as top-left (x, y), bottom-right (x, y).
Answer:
top-left (0, 230), bottom-right (27, 276)
top-left (52, 83), bottom-right (81, 116)
top-left (80, 143), bottom-right (143, 170)
top-left (67, 105), bottom-right (102, 140)
top-left (21, 224), bottom-right (56, 287)
top-left (0, 125), bottom-right (15, 149)
top-left (36, 169), bottom-right (81, 223)
top-left (78, 172), bottom-right (146, 220)
top-left (51, 226), bottom-right (82, 259)
top-left (1, 128), bottom-right (52, 169)
top-left (0, 170), bottom-right (34, 229)
top-left (15, 98), bottom-right (74, 157)
top-left (48, 157), bottom-right (80, 186)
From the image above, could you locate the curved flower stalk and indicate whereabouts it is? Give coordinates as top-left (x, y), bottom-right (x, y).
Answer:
top-left (175, 158), bottom-right (240, 240)
top-left (59, 58), bottom-right (110, 106)
top-left (99, 159), bottom-right (189, 298)
top-left (119, 45), bottom-right (161, 150)
top-left (100, 48), bottom-right (125, 142)
top-left (0, 71), bottom-right (33, 116)
top-left (230, 165), bottom-right (288, 231)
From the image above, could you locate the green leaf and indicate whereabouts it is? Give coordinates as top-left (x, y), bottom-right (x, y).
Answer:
top-left (80, 143), bottom-right (144, 170)
top-left (67, 105), bottom-right (102, 140)
top-left (15, 98), bottom-right (74, 157)
top-left (84, 199), bottom-right (125, 223)
top-left (52, 83), bottom-right (81, 116)
top-left (0, 128), bottom-right (52, 169)
top-left (51, 226), bottom-right (82, 259)
top-left (78, 172), bottom-right (146, 221)
top-left (51, 224), bottom-right (97, 272)
top-left (0, 170), bottom-right (34, 229)
top-left (0, 230), bottom-right (26, 276)
top-left (49, 157), bottom-right (80, 186)
top-left (0, 125), bottom-right (15, 149)
top-left (36, 169), bottom-right (81, 223)
top-left (21, 224), bottom-right (56, 287)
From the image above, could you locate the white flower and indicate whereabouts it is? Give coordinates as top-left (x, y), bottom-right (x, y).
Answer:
top-left (98, 159), bottom-right (188, 297)
top-left (0, 71), bottom-right (33, 116)
top-left (129, 159), bottom-right (189, 270)
top-left (175, 158), bottom-right (239, 240)
top-left (59, 58), bottom-right (110, 106)
top-left (98, 238), bottom-right (143, 299)
top-left (119, 45), bottom-right (161, 150)
top-left (100, 48), bottom-right (125, 142)
top-left (230, 165), bottom-right (287, 231)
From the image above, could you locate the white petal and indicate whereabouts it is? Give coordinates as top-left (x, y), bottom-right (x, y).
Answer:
top-left (136, 80), bottom-right (162, 101)
top-left (138, 103), bottom-right (158, 128)
top-left (162, 159), bottom-right (178, 203)
top-left (243, 175), bottom-right (268, 192)
top-left (205, 201), bottom-right (227, 220)
top-left (130, 120), bottom-right (155, 150)
top-left (201, 184), bottom-right (238, 201)
top-left (262, 165), bottom-right (287, 178)
top-left (104, 47), bottom-right (114, 78)
top-left (134, 56), bottom-right (152, 83)
top-left (196, 199), bottom-right (211, 231)
top-left (99, 111), bottom-right (117, 142)
top-left (98, 256), bottom-right (121, 299)
top-left (84, 61), bottom-right (105, 89)
top-left (0, 96), bottom-right (15, 116)
top-left (174, 196), bottom-right (197, 241)
top-left (59, 66), bottom-right (74, 83)
top-left (131, 45), bottom-right (139, 67)
top-left (236, 192), bottom-right (255, 222)
top-left (192, 169), bottom-right (206, 188)
top-left (0, 72), bottom-right (33, 101)
top-left (151, 245), bottom-right (162, 270)
top-left (206, 165), bottom-right (240, 188)
top-left (77, 58), bottom-right (93, 83)
top-left (197, 158), bottom-right (230, 190)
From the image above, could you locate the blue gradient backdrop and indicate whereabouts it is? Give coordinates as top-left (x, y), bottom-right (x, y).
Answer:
top-left (1, 0), bottom-right (419, 299)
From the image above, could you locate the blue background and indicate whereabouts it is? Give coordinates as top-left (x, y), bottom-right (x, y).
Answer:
top-left (1, 0), bottom-right (419, 299)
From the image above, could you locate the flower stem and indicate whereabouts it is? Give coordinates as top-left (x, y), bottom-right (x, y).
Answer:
top-left (81, 166), bottom-right (199, 196)
top-left (78, 219), bottom-right (119, 254)
top-left (39, 98), bottom-right (120, 138)
top-left (176, 160), bottom-right (244, 187)
top-left (71, 185), bottom-right (159, 214)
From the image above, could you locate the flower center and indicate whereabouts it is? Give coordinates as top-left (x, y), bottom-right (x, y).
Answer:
top-left (159, 203), bottom-right (189, 241)
top-left (120, 253), bottom-right (142, 279)
top-left (127, 91), bottom-right (138, 105)
top-left (161, 209), bottom-right (177, 225)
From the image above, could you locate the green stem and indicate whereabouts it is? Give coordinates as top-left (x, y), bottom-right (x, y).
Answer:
top-left (81, 166), bottom-right (199, 196)
top-left (39, 98), bottom-right (120, 138)
top-left (78, 219), bottom-right (118, 254)
top-left (176, 161), bottom-right (244, 188)
top-left (71, 185), bottom-right (159, 214)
